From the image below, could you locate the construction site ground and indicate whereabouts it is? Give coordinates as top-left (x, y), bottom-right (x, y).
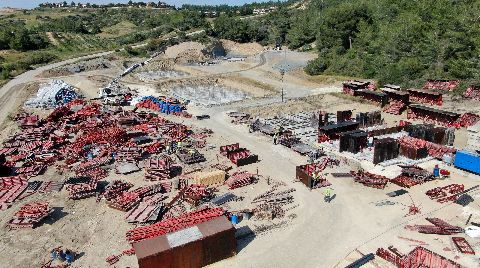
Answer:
top-left (0, 41), bottom-right (479, 268)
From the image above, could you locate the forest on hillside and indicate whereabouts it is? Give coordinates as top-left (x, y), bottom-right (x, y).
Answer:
top-left (210, 0), bottom-right (480, 88)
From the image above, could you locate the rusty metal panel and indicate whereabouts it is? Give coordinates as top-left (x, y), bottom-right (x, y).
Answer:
top-left (135, 216), bottom-right (236, 268)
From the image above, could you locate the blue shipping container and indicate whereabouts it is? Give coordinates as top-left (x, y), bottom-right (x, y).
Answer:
top-left (454, 151), bottom-right (480, 175)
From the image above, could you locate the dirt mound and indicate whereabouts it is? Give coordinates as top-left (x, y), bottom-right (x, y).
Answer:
top-left (145, 58), bottom-right (176, 71)
top-left (221, 40), bottom-right (264, 56)
top-left (164, 42), bottom-right (206, 59)
top-left (175, 49), bottom-right (207, 64)
top-left (40, 58), bottom-right (112, 78)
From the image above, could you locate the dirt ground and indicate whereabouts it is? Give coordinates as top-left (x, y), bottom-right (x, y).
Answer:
top-left (0, 42), bottom-right (479, 268)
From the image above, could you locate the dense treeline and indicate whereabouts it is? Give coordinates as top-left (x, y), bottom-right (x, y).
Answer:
top-left (182, 1), bottom-right (295, 16)
top-left (209, 8), bottom-right (290, 45)
top-left (36, 9), bottom-right (207, 34)
top-left (210, 0), bottom-right (480, 87)
top-left (302, 0), bottom-right (480, 86)
top-left (0, 22), bottom-right (49, 51)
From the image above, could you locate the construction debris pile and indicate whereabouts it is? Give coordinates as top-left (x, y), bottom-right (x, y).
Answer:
top-left (25, 80), bottom-right (79, 108)
top-left (251, 187), bottom-right (296, 220)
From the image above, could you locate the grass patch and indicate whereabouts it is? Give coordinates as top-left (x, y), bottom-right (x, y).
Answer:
top-left (305, 74), bottom-right (358, 84)
top-left (328, 92), bottom-right (372, 105)
top-left (230, 75), bottom-right (276, 93)
top-left (98, 21), bottom-right (138, 38)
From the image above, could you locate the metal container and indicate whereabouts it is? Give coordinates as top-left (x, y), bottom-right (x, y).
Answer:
top-left (133, 216), bottom-right (236, 268)
top-left (454, 151), bottom-right (480, 175)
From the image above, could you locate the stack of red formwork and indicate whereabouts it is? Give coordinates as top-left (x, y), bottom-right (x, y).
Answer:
top-left (464, 85), bottom-right (480, 100)
top-left (0, 176), bottom-right (28, 210)
top-left (108, 184), bottom-right (164, 211)
top-left (66, 178), bottom-right (99, 200)
top-left (183, 184), bottom-right (211, 205)
top-left (390, 166), bottom-right (435, 188)
top-left (108, 192), bottom-right (141, 211)
top-left (383, 100), bottom-right (407, 115)
top-left (377, 246), bottom-right (461, 268)
top-left (144, 141), bottom-right (164, 154)
top-left (399, 136), bottom-right (456, 159)
top-left (97, 180), bottom-right (133, 202)
top-left (425, 184), bottom-right (464, 203)
top-left (350, 170), bottom-right (389, 189)
top-left (423, 80), bottom-right (460, 91)
top-left (15, 165), bottom-right (46, 177)
top-left (225, 171), bottom-right (256, 189)
top-left (7, 202), bottom-right (53, 229)
top-left (70, 157), bottom-right (111, 175)
top-left (458, 113), bottom-right (480, 128)
top-left (406, 217), bottom-right (463, 235)
top-left (19, 115), bottom-right (40, 128)
top-left (125, 207), bottom-right (225, 243)
top-left (144, 156), bottom-right (174, 181)
top-left (78, 167), bottom-right (108, 180)
top-left (116, 146), bottom-right (142, 163)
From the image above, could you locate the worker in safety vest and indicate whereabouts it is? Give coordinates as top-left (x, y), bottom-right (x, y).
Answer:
top-left (324, 187), bottom-right (333, 203)
top-left (177, 141), bottom-right (182, 152)
top-left (311, 171), bottom-right (319, 188)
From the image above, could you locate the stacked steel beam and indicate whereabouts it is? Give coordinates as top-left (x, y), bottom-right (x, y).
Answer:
top-left (125, 207), bottom-right (225, 243)
top-left (225, 171), bottom-right (256, 189)
top-left (7, 202), bottom-right (53, 229)
top-left (350, 170), bottom-right (389, 189)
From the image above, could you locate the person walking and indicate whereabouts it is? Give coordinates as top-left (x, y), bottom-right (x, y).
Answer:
top-left (273, 133), bottom-right (278, 145)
